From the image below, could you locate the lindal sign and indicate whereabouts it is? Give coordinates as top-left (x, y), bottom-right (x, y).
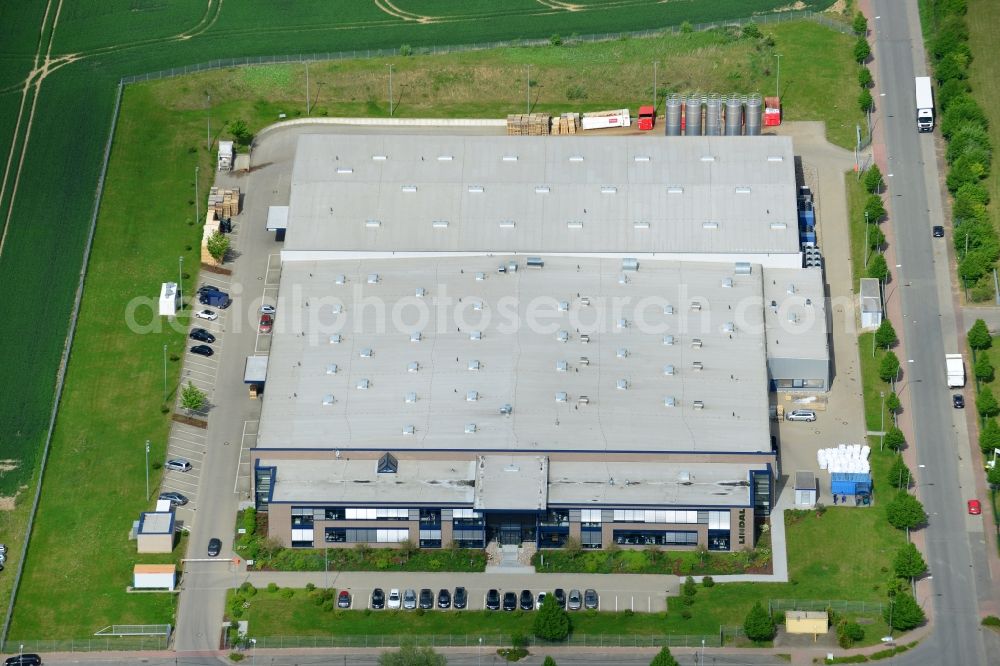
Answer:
top-left (738, 509), bottom-right (747, 545)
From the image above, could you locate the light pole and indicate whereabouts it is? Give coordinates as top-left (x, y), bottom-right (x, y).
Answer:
top-left (145, 440), bottom-right (151, 500)
top-left (701, 638), bottom-right (706, 665)
top-left (775, 53), bottom-right (782, 99)
top-left (653, 61), bottom-right (658, 110)
top-left (478, 637), bottom-right (483, 666)
top-left (163, 344), bottom-right (168, 402)
top-left (324, 547), bottom-right (328, 589)
top-left (250, 638), bottom-right (257, 666)
top-left (178, 255), bottom-right (184, 310)
top-left (306, 61), bottom-right (311, 115)
top-left (388, 64), bottom-right (394, 117)
top-left (864, 210), bottom-right (871, 269)
top-left (880, 391), bottom-right (885, 450)
top-left (526, 65), bottom-right (531, 114)
top-left (194, 165), bottom-right (200, 228)
top-left (206, 93), bottom-right (211, 151)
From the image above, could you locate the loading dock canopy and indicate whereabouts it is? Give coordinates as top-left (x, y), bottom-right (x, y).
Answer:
top-left (266, 206), bottom-right (289, 231)
top-left (245, 355), bottom-right (269, 383)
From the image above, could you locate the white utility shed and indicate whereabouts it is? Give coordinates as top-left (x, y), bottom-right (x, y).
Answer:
top-left (133, 564), bottom-right (176, 591)
top-left (158, 282), bottom-right (178, 316)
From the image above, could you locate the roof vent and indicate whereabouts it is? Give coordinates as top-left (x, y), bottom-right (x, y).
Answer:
top-left (335, 274), bottom-right (346, 285)
top-left (601, 186), bottom-right (618, 194)
top-left (360, 348), bottom-right (374, 358)
top-left (322, 394), bottom-right (335, 406)
top-left (663, 335), bottom-right (675, 346)
top-left (465, 423), bottom-right (477, 434)
top-left (569, 155), bottom-right (584, 162)
top-left (767, 155), bottom-right (784, 162)
top-left (616, 379), bottom-right (629, 391)
top-left (475, 271), bottom-right (486, 281)
top-left (702, 221), bottom-right (719, 230)
top-left (468, 360), bottom-right (481, 371)
top-left (787, 283), bottom-right (796, 294)
top-left (580, 297), bottom-right (591, 306)
top-left (788, 312), bottom-right (798, 324)
top-left (700, 155), bottom-right (716, 162)
top-left (634, 155), bottom-right (651, 162)
top-left (734, 262), bottom-right (752, 275)
top-left (664, 305), bottom-right (675, 315)
top-left (567, 221), bottom-right (583, 229)
top-left (365, 219), bottom-right (381, 228)
top-left (372, 154), bottom-right (387, 161)
top-left (472, 301), bottom-right (483, 311)
top-left (580, 334), bottom-right (590, 344)
top-left (557, 330), bottom-right (569, 343)
top-left (408, 361), bottom-right (420, 372)
top-left (507, 261), bottom-right (518, 272)
top-left (690, 301), bottom-right (702, 311)
top-left (535, 186), bottom-right (551, 194)
top-left (332, 304), bottom-right (343, 314)
top-left (633, 221), bottom-right (650, 230)
top-left (336, 167), bottom-right (353, 174)
top-left (677, 470), bottom-right (691, 482)
top-left (558, 301), bottom-right (569, 312)
top-left (556, 360), bottom-right (568, 372)
top-left (735, 186), bottom-right (751, 194)
top-left (470, 331), bottom-right (482, 341)
top-left (367, 273), bottom-right (379, 284)
top-left (326, 363), bottom-right (338, 375)
top-left (499, 220), bottom-right (516, 229)
top-left (402, 425), bottom-right (415, 435)
top-left (432, 220), bottom-right (449, 229)
top-left (770, 222), bottom-right (788, 230)
top-left (415, 287), bottom-right (426, 298)
top-left (692, 361), bottom-right (704, 371)
top-left (622, 258), bottom-right (639, 271)
top-left (578, 356), bottom-right (590, 366)
top-left (667, 186), bottom-right (684, 194)
top-left (405, 392), bottom-right (417, 403)
top-left (722, 277), bottom-right (733, 288)
top-left (555, 392), bottom-right (568, 402)
top-left (723, 322), bottom-right (735, 333)
top-left (401, 185), bottom-right (417, 193)
top-left (578, 395), bottom-right (590, 405)
top-left (502, 155), bottom-right (518, 162)
top-left (499, 404), bottom-right (513, 415)
top-left (437, 155), bottom-right (454, 161)
top-left (664, 396), bottom-right (676, 407)
top-left (410, 332), bottom-right (422, 342)
top-left (467, 391), bottom-right (479, 402)
top-left (617, 318), bottom-right (628, 329)
top-left (691, 338), bottom-right (703, 348)
top-left (468, 185), bottom-right (484, 193)
top-left (618, 273), bottom-right (629, 285)
top-left (377, 452), bottom-right (398, 474)
top-left (616, 347), bottom-right (629, 359)
top-left (693, 400), bottom-right (705, 410)
top-left (329, 334), bottom-right (342, 344)
top-left (356, 379), bottom-right (370, 390)
top-left (664, 364), bottom-right (675, 376)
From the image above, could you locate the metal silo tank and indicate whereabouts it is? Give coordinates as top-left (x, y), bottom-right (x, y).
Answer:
top-left (685, 94), bottom-right (703, 136)
top-left (745, 93), bottom-right (763, 135)
top-left (705, 93), bottom-right (722, 136)
top-left (665, 94), bottom-right (682, 136)
top-left (724, 94), bottom-right (743, 136)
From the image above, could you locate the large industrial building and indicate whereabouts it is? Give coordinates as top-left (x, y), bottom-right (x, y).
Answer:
top-left (252, 133), bottom-right (829, 552)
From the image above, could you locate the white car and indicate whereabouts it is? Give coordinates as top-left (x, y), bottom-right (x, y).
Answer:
top-left (260, 304), bottom-right (276, 315)
top-left (786, 409), bottom-right (817, 422)
top-left (536, 592), bottom-right (547, 609)
top-left (195, 309), bottom-right (218, 321)
top-left (386, 588), bottom-right (401, 609)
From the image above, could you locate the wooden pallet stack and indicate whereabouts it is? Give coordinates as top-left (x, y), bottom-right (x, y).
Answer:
top-left (550, 113), bottom-right (581, 135)
top-left (506, 113), bottom-right (551, 136)
top-left (208, 186), bottom-right (241, 218)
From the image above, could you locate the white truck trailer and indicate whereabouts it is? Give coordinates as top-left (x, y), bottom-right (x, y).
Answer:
top-left (946, 353), bottom-right (965, 388)
top-left (581, 108), bottom-right (631, 130)
top-left (915, 77), bottom-right (934, 132)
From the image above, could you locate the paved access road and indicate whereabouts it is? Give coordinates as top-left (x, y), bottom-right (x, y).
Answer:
top-left (870, 1), bottom-right (990, 664)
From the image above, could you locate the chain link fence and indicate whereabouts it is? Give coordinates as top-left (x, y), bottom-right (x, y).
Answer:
top-left (234, 633), bottom-right (723, 650)
top-left (121, 10), bottom-right (850, 86)
top-left (4, 636), bottom-right (169, 652)
top-left (769, 599), bottom-right (884, 614)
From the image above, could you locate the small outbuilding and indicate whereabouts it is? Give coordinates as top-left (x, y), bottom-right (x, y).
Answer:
top-left (136, 511), bottom-right (174, 553)
top-left (133, 564), bottom-right (176, 591)
top-left (794, 471), bottom-right (816, 508)
top-left (245, 355), bottom-right (269, 399)
top-left (266, 205), bottom-right (288, 242)
top-left (785, 610), bottom-right (829, 640)
top-left (859, 278), bottom-right (882, 329)
top-left (159, 282), bottom-right (178, 316)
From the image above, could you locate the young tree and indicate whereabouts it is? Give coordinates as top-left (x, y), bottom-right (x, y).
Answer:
top-left (865, 194), bottom-right (887, 222)
top-left (858, 67), bottom-right (874, 89)
top-left (893, 542), bottom-right (928, 579)
top-left (180, 381), bottom-right (207, 413)
top-left (980, 418), bottom-right (1000, 453)
top-left (886, 492), bottom-right (927, 530)
top-left (978, 386), bottom-right (1000, 417)
top-left (868, 254), bottom-right (889, 282)
top-left (864, 163), bottom-right (884, 193)
top-left (886, 391), bottom-right (901, 416)
top-left (968, 319), bottom-right (992, 350)
top-left (883, 593), bottom-right (925, 631)
top-left (853, 36), bottom-right (871, 63)
top-left (543, 658), bottom-right (558, 666)
top-left (649, 646), bottom-right (680, 666)
top-left (533, 594), bottom-right (570, 641)
top-left (743, 601), bottom-right (775, 642)
top-left (879, 351), bottom-right (901, 382)
top-left (852, 10), bottom-right (868, 36)
top-left (888, 456), bottom-right (911, 489)
top-left (207, 230), bottom-right (230, 263)
top-left (868, 225), bottom-right (886, 251)
top-left (229, 119), bottom-right (253, 147)
top-left (975, 354), bottom-right (995, 382)
top-left (859, 89), bottom-right (875, 113)
top-left (883, 426), bottom-right (906, 452)
top-left (875, 319), bottom-right (897, 349)
top-left (682, 575), bottom-right (698, 597)
top-left (378, 644), bottom-right (446, 666)
top-left (987, 464), bottom-right (1000, 489)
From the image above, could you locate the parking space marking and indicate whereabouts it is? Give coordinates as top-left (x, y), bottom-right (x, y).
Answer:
top-left (170, 432), bottom-right (205, 445)
top-left (233, 420), bottom-right (259, 494)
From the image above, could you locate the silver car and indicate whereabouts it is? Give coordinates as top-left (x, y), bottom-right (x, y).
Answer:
top-left (402, 588), bottom-right (417, 610)
top-left (786, 409), bottom-right (817, 422)
top-left (567, 588), bottom-right (582, 610)
top-left (165, 458), bottom-right (192, 472)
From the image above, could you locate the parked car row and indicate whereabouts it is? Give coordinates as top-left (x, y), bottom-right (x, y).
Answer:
top-left (372, 587), bottom-right (468, 610)
top-left (363, 587), bottom-right (596, 611)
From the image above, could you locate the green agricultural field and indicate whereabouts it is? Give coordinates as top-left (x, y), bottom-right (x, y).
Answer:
top-left (0, 0), bottom-right (855, 639)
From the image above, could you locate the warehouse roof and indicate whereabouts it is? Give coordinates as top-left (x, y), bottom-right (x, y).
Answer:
top-left (763, 267), bottom-right (828, 361)
top-left (284, 134), bottom-right (799, 256)
top-left (256, 255), bottom-right (771, 454)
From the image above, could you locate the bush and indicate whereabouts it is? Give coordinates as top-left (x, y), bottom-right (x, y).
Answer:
top-left (239, 582), bottom-right (257, 597)
top-left (945, 125), bottom-right (991, 165)
top-left (978, 386), bottom-right (1000, 417)
top-left (874, 318), bottom-right (897, 349)
top-left (266, 583), bottom-right (279, 593)
top-left (650, 646), bottom-right (680, 666)
top-left (883, 426), bottom-right (905, 451)
top-left (533, 594), bottom-right (570, 641)
top-left (743, 601), bottom-right (775, 642)
top-left (838, 621), bottom-right (865, 648)
top-left (305, 582), bottom-right (315, 592)
top-left (975, 354), bottom-right (994, 382)
top-left (982, 615), bottom-right (1000, 627)
top-left (858, 67), bottom-right (873, 89)
top-left (702, 576), bottom-right (715, 588)
top-left (886, 492), bottom-right (926, 530)
top-left (968, 319), bottom-right (992, 350)
top-left (938, 77), bottom-right (971, 112)
top-left (865, 194), bottom-right (887, 222)
top-left (549, 34), bottom-right (563, 46)
top-left (878, 351), bottom-right (900, 382)
top-left (894, 542), bottom-right (928, 578)
top-left (680, 21), bottom-right (693, 33)
top-left (859, 89), bottom-right (874, 113)
top-left (680, 595), bottom-right (695, 606)
top-left (680, 608), bottom-right (692, 619)
top-left (864, 164), bottom-right (884, 193)
top-left (888, 456), bottom-right (911, 489)
top-left (741, 22), bottom-right (761, 39)
top-left (399, 44), bottom-right (413, 56)
top-left (280, 588), bottom-right (295, 599)
top-left (853, 37), bottom-right (871, 63)
top-left (853, 11), bottom-right (868, 36)
top-left (682, 575), bottom-right (697, 597)
top-left (884, 593), bottom-right (925, 630)
top-left (980, 418), bottom-right (1000, 453)
top-left (941, 97), bottom-right (989, 139)
top-left (868, 254), bottom-right (889, 282)
top-left (565, 85), bottom-right (587, 100)
top-left (229, 119), bottom-right (253, 147)
top-left (886, 391), bottom-right (901, 414)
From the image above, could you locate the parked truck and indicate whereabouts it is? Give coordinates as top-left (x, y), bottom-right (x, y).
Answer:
top-left (581, 108), bottom-right (631, 130)
top-left (637, 105), bottom-right (655, 131)
top-left (946, 353), bottom-right (965, 388)
top-left (199, 289), bottom-right (231, 308)
top-left (915, 76), bottom-right (934, 132)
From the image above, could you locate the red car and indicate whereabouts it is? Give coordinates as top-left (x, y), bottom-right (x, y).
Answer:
top-left (259, 313), bottom-right (273, 333)
top-left (968, 499), bottom-right (982, 515)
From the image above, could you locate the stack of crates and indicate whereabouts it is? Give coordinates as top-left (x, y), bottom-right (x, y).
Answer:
top-left (550, 113), bottom-right (581, 135)
top-left (506, 113), bottom-right (552, 135)
top-left (208, 187), bottom-right (241, 217)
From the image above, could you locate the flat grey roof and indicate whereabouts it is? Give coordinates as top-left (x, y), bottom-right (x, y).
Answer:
top-left (138, 512), bottom-right (174, 535)
top-left (284, 134), bottom-right (799, 256)
top-left (859, 278), bottom-right (882, 313)
top-left (267, 205), bottom-right (289, 231)
top-left (763, 267), bottom-right (829, 361)
top-left (245, 355), bottom-right (269, 383)
top-left (794, 470), bottom-right (815, 490)
top-left (263, 458), bottom-right (476, 504)
top-left (475, 455), bottom-right (548, 511)
top-left (547, 461), bottom-right (765, 507)
top-left (257, 256), bottom-right (772, 454)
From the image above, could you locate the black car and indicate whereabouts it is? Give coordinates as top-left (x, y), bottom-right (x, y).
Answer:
top-left (932, 225), bottom-right (945, 238)
top-left (158, 491), bottom-right (188, 507)
top-left (453, 586), bottom-right (467, 609)
top-left (190, 344), bottom-right (214, 357)
top-left (553, 588), bottom-right (566, 608)
top-left (189, 328), bottom-right (216, 344)
top-left (486, 588), bottom-right (501, 610)
top-left (953, 393), bottom-right (965, 409)
top-left (418, 588), bottom-right (434, 609)
top-left (502, 591), bottom-right (517, 611)
top-left (519, 589), bottom-right (534, 611)
top-left (4, 655), bottom-right (42, 666)
top-left (371, 588), bottom-right (385, 609)
top-left (437, 588), bottom-right (451, 609)
top-left (207, 537), bottom-right (222, 557)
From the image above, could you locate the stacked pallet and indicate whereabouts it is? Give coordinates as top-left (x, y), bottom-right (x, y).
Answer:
top-left (208, 186), bottom-right (241, 217)
top-left (550, 113), bottom-right (581, 135)
top-left (506, 113), bottom-right (551, 136)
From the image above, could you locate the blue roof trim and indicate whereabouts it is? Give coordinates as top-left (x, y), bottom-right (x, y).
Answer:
top-left (252, 447), bottom-right (775, 457)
